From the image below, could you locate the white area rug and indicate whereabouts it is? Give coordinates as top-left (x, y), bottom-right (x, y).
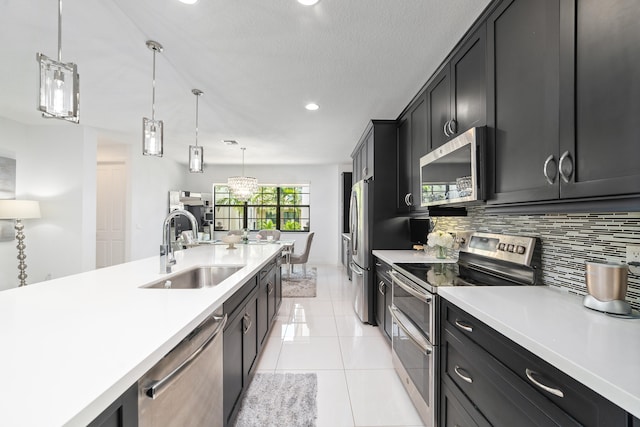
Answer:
top-left (282, 267), bottom-right (317, 298)
top-left (234, 373), bottom-right (318, 427)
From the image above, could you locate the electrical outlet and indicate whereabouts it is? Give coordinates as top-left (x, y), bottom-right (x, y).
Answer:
top-left (627, 245), bottom-right (640, 275)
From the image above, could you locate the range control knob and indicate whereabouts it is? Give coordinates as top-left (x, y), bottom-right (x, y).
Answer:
top-left (516, 245), bottom-right (526, 255)
top-left (498, 243), bottom-right (506, 251)
top-left (507, 244), bottom-right (515, 252)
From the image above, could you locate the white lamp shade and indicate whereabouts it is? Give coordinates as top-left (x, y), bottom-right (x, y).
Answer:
top-left (0, 200), bottom-right (41, 220)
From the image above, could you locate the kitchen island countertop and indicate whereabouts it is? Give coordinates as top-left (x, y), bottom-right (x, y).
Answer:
top-left (439, 285), bottom-right (640, 418)
top-left (0, 243), bottom-right (283, 426)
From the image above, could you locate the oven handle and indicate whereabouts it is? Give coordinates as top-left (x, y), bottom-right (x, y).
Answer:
top-left (389, 306), bottom-right (432, 357)
top-left (390, 270), bottom-right (431, 303)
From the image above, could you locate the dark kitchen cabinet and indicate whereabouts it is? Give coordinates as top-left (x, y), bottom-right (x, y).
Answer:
top-left (557, 0), bottom-right (640, 200)
top-left (488, 0), bottom-right (640, 208)
top-left (428, 25), bottom-right (486, 152)
top-left (88, 383), bottom-right (138, 427)
top-left (440, 299), bottom-right (628, 427)
top-left (486, 0), bottom-right (561, 205)
top-left (397, 94), bottom-right (428, 212)
top-left (373, 257), bottom-right (392, 341)
top-left (440, 380), bottom-right (490, 427)
top-left (223, 276), bottom-right (259, 427)
top-left (352, 128), bottom-right (374, 182)
top-left (258, 260), bottom-right (277, 349)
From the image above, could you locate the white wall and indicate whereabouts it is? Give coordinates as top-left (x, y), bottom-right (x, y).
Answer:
top-left (183, 163), bottom-right (344, 265)
top-left (0, 117), bottom-right (97, 289)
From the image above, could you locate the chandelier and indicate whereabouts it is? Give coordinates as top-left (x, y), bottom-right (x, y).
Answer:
top-left (227, 147), bottom-right (258, 201)
top-left (37, 0), bottom-right (79, 123)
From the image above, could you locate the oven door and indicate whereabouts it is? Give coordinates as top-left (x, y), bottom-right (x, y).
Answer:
top-left (389, 305), bottom-right (435, 426)
top-left (390, 269), bottom-right (435, 343)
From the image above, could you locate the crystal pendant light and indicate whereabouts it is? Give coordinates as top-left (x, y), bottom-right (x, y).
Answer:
top-left (228, 147), bottom-right (258, 201)
top-left (189, 89), bottom-right (204, 173)
top-left (36, 0), bottom-right (79, 123)
top-left (143, 40), bottom-right (164, 157)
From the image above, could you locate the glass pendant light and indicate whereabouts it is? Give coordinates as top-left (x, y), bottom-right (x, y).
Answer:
top-left (228, 147), bottom-right (258, 201)
top-left (189, 89), bottom-right (204, 173)
top-left (143, 40), bottom-right (164, 157)
top-left (37, 0), bottom-right (79, 123)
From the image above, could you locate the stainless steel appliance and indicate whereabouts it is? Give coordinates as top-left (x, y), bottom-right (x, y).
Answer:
top-left (350, 179), bottom-right (371, 322)
top-left (389, 232), bottom-right (540, 426)
top-left (139, 312), bottom-right (227, 427)
top-left (419, 127), bottom-right (485, 207)
top-left (583, 261), bottom-right (631, 314)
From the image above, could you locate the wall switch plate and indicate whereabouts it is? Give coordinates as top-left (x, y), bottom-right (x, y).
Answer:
top-left (626, 245), bottom-right (640, 275)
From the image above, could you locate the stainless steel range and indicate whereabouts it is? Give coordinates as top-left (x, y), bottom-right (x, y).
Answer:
top-left (388, 232), bottom-right (541, 426)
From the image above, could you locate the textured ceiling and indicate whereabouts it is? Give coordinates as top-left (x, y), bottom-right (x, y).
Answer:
top-left (0, 0), bottom-right (491, 165)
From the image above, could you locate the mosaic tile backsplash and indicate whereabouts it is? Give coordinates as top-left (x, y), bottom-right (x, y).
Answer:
top-left (432, 207), bottom-right (640, 310)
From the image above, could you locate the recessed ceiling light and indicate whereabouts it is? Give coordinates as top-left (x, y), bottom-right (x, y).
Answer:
top-left (298, 0), bottom-right (319, 5)
top-left (178, 0), bottom-right (198, 4)
top-left (305, 103), bottom-right (319, 111)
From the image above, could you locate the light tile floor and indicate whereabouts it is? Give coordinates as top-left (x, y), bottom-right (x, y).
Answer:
top-left (256, 264), bottom-right (426, 427)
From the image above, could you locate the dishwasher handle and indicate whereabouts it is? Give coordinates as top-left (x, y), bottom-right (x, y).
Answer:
top-left (145, 314), bottom-right (227, 400)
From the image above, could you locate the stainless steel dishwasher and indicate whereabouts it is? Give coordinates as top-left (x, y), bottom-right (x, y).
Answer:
top-left (139, 311), bottom-right (227, 427)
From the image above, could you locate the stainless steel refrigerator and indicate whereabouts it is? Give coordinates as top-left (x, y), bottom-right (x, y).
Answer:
top-left (349, 179), bottom-right (371, 323)
top-left (350, 178), bottom-right (411, 323)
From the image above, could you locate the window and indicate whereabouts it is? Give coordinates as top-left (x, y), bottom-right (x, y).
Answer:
top-left (212, 184), bottom-right (310, 232)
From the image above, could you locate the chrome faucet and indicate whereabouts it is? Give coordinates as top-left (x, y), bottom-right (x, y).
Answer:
top-left (160, 209), bottom-right (199, 274)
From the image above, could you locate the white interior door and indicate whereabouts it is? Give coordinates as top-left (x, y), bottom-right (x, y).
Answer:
top-left (96, 162), bottom-right (126, 268)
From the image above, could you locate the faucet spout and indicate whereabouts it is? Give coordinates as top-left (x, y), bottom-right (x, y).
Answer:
top-left (160, 209), bottom-right (199, 274)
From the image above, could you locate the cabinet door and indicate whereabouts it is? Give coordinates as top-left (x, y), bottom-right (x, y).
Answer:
top-left (257, 277), bottom-right (269, 349)
top-left (427, 67), bottom-right (452, 151)
top-left (411, 95), bottom-right (429, 208)
top-left (487, 0), bottom-right (561, 204)
top-left (267, 267), bottom-right (277, 324)
top-left (242, 295), bottom-right (259, 381)
top-left (451, 25), bottom-right (487, 135)
top-left (88, 383), bottom-right (138, 427)
top-left (365, 130), bottom-right (375, 179)
top-left (223, 311), bottom-right (244, 426)
top-left (396, 114), bottom-right (412, 211)
top-left (375, 273), bottom-right (385, 329)
top-left (558, 0), bottom-right (640, 199)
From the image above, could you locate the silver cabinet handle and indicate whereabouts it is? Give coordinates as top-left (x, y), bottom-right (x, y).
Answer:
top-left (375, 262), bottom-right (382, 267)
top-left (558, 151), bottom-right (573, 183)
top-left (390, 270), bottom-right (431, 303)
top-left (243, 313), bottom-right (252, 335)
top-left (443, 120), bottom-right (450, 137)
top-left (454, 319), bottom-right (473, 333)
top-left (407, 193), bottom-right (413, 206)
top-left (447, 119), bottom-right (457, 136)
top-left (454, 365), bottom-right (473, 384)
top-left (543, 154), bottom-right (557, 185)
top-left (525, 368), bottom-right (564, 398)
top-left (145, 314), bottom-right (227, 399)
top-left (379, 281), bottom-right (386, 295)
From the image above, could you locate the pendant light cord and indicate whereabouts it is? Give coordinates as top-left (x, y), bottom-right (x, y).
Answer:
top-left (241, 147), bottom-right (246, 176)
top-left (195, 92), bottom-right (199, 147)
top-left (151, 49), bottom-right (157, 121)
top-left (57, 0), bottom-right (62, 62)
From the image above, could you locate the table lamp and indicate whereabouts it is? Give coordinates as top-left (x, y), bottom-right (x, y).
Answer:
top-left (0, 200), bottom-right (41, 287)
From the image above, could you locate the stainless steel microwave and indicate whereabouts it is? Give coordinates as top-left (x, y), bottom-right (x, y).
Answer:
top-left (419, 126), bottom-right (485, 207)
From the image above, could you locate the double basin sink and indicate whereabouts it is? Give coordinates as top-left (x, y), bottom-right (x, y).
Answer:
top-left (141, 265), bottom-right (244, 289)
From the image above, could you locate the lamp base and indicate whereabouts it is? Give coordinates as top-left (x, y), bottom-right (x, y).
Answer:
top-left (14, 219), bottom-right (28, 287)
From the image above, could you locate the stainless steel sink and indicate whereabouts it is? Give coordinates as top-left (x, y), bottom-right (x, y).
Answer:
top-left (141, 266), bottom-right (244, 289)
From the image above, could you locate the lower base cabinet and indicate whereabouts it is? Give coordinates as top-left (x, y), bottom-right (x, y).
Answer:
top-left (88, 383), bottom-right (138, 427)
top-left (373, 257), bottom-right (392, 341)
top-left (440, 299), bottom-right (629, 427)
top-left (223, 256), bottom-right (282, 427)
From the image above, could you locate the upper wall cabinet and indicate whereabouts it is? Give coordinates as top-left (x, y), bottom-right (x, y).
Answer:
top-left (397, 94), bottom-right (428, 211)
top-left (428, 26), bottom-right (487, 152)
top-left (558, 0), bottom-right (640, 200)
top-left (486, 0), bottom-right (561, 205)
top-left (488, 0), bottom-right (640, 206)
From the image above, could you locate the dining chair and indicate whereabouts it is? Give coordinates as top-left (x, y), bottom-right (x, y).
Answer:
top-left (258, 229), bottom-right (281, 241)
top-left (289, 232), bottom-right (315, 276)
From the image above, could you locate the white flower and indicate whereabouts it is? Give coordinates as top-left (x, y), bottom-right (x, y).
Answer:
top-left (427, 231), bottom-right (454, 248)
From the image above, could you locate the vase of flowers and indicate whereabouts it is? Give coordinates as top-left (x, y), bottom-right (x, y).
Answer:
top-left (426, 230), bottom-right (454, 259)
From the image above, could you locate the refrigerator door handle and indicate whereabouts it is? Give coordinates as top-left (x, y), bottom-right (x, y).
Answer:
top-left (349, 190), bottom-right (358, 256)
top-left (350, 262), bottom-right (363, 276)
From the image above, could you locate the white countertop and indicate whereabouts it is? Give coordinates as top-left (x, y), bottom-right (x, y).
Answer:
top-left (372, 249), bottom-right (457, 265)
top-left (0, 243), bottom-right (283, 426)
top-left (438, 286), bottom-right (640, 418)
